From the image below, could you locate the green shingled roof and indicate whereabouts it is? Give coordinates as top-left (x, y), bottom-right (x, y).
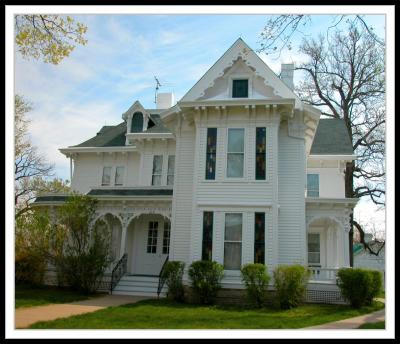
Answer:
top-left (73, 115), bottom-right (353, 155)
top-left (74, 122), bottom-right (127, 147)
top-left (310, 119), bottom-right (354, 155)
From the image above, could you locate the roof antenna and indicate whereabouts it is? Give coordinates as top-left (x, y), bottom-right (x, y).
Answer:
top-left (154, 76), bottom-right (162, 105)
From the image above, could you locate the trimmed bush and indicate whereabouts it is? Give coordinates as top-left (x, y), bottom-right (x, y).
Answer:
top-left (240, 263), bottom-right (270, 307)
top-left (337, 268), bottom-right (382, 308)
top-left (161, 261), bottom-right (185, 302)
top-left (273, 265), bottom-right (310, 309)
top-left (188, 260), bottom-right (224, 304)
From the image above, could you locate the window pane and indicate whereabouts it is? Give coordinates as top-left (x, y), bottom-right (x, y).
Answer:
top-left (227, 154), bottom-right (244, 178)
top-left (115, 166), bottom-right (124, 185)
top-left (205, 128), bottom-right (217, 180)
top-left (225, 214), bottom-right (242, 241)
top-left (308, 233), bottom-right (320, 264)
top-left (167, 155), bottom-right (175, 174)
top-left (228, 129), bottom-right (244, 152)
top-left (224, 243), bottom-right (242, 270)
top-left (152, 155), bottom-right (163, 174)
top-left (147, 224), bottom-right (158, 254)
top-left (307, 174), bottom-right (319, 197)
top-left (131, 112), bottom-right (144, 132)
top-left (152, 175), bottom-right (161, 186)
top-left (232, 80), bottom-right (248, 98)
top-left (102, 167), bottom-right (111, 185)
top-left (167, 175), bottom-right (174, 186)
top-left (202, 212), bottom-right (213, 261)
top-left (163, 221), bottom-right (171, 255)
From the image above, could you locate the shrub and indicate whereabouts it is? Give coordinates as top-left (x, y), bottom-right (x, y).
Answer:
top-left (161, 261), bottom-right (185, 302)
top-left (337, 268), bottom-right (382, 308)
top-left (240, 263), bottom-right (270, 307)
top-left (273, 265), bottom-right (310, 309)
top-left (188, 260), bottom-right (224, 304)
top-left (54, 195), bottom-right (113, 294)
top-left (15, 209), bottom-right (51, 286)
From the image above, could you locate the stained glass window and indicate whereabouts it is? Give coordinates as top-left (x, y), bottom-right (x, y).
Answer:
top-left (255, 127), bottom-right (266, 180)
top-left (232, 79), bottom-right (248, 98)
top-left (205, 128), bottom-right (217, 180)
top-left (202, 212), bottom-right (213, 261)
top-left (254, 213), bottom-right (265, 264)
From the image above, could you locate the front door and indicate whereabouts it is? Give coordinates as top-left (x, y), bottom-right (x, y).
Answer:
top-left (133, 218), bottom-right (170, 276)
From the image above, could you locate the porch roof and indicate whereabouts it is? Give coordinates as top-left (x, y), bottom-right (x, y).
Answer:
top-left (87, 188), bottom-right (173, 197)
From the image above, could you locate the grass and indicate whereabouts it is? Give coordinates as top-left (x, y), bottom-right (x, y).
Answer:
top-left (30, 299), bottom-right (384, 329)
top-left (15, 284), bottom-right (97, 309)
top-left (358, 321), bottom-right (385, 329)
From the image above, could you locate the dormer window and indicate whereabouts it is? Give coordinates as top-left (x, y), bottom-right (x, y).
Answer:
top-left (232, 79), bottom-right (248, 98)
top-left (131, 112), bottom-right (144, 132)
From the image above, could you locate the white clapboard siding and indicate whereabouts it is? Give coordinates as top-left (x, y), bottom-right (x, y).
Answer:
top-left (278, 121), bottom-right (306, 265)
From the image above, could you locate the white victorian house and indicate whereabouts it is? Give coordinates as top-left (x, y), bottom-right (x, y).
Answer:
top-left (35, 39), bottom-right (358, 301)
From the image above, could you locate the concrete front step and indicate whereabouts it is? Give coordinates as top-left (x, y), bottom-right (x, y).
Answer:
top-left (112, 274), bottom-right (167, 297)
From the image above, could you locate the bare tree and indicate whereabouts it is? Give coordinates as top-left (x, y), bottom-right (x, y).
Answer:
top-left (260, 16), bottom-right (386, 262)
top-left (14, 95), bottom-right (55, 218)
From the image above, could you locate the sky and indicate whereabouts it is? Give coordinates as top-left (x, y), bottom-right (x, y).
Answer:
top-left (14, 12), bottom-right (387, 236)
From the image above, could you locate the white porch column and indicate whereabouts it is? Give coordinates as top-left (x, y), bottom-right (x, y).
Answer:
top-left (343, 226), bottom-right (350, 267)
top-left (326, 226), bottom-right (334, 267)
top-left (119, 225), bottom-right (128, 259)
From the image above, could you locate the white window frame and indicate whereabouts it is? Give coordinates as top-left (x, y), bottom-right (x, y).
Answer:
top-left (307, 173), bottom-right (320, 197)
top-left (308, 232), bottom-right (321, 266)
top-left (228, 74), bottom-right (253, 98)
top-left (167, 155), bottom-right (175, 186)
top-left (226, 128), bottom-right (246, 179)
top-left (152, 155), bottom-right (163, 186)
top-left (147, 221), bottom-right (158, 254)
top-left (162, 221), bottom-right (171, 255)
top-left (101, 166), bottom-right (112, 186)
top-left (223, 213), bottom-right (243, 271)
top-left (114, 166), bottom-right (125, 186)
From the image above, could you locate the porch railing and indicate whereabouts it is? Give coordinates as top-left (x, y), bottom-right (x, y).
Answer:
top-left (308, 267), bottom-right (339, 282)
top-left (157, 255), bottom-right (169, 299)
top-left (110, 253), bottom-right (128, 294)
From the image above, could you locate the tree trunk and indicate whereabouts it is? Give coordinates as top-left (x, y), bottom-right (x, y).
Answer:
top-left (345, 161), bottom-right (355, 267)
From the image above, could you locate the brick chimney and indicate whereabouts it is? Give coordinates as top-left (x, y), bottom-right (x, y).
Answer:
top-left (280, 63), bottom-right (294, 90)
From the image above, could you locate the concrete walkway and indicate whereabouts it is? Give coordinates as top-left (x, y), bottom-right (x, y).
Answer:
top-left (305, 298), bottom-right (385, 329)
top-left (15, 294), bottom-right (152, 329)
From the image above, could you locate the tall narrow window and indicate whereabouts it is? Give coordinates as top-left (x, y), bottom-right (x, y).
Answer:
top-left (147, 221), bottom-right (158, 254)
top-left (227, 128), bottom-right (244, 178)
top-left (205, 128), bottom-right (217, 180)
top-left (202, 212), bottom-right (213, 261)
top-left (152, 155), bottom-right (163, 186)
top-left (254, 213), bottom-right (265, 264)
top-left (167, 155), bottom-right (175, 186)
top-left (162, 221), bottom-right (171, 254)
top-left (232, 79), bottom-right (248, 98)
top-left (307, 174), bottom-right (319, 197)
top-left (308, 233), bottom-right (320, 266)
top-left (101, 166), bottom-right (112, 185)
top-left (255, 127), bottom-right (266, 180)
top-left (131, 112), bottom-right (144, 132)
top-left (224, 213), bottom-right (242, 270)
top-left (115, 166), bottom-right (124, 186)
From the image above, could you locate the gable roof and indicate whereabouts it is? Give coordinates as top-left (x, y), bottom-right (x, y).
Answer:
top-left (310, 119), bottom-right (353, 155)
top-left (180, 38), bottom-right (302, 108)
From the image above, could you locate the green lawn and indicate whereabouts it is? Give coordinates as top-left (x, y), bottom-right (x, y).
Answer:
top-left (358, 321), bottom-right (385, 329)
top-left (30, 299), bottom-right (384, 329)
top-left (15, 284), bottom-right (95, 309)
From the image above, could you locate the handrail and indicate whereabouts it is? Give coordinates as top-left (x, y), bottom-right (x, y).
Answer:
top-left (110, 253), bottom-right (128, 294)
top-left (157, 255), bottom-right (169, 299)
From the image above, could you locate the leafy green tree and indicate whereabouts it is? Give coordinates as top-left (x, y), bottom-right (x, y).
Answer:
top-left (54, 195), bottom-right (113, 294)
top-left (15, 15), bottom-right (88, 65)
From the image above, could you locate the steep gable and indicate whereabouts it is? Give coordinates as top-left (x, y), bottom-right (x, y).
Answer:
top-left (180, 38), bottom-right (302, 108)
